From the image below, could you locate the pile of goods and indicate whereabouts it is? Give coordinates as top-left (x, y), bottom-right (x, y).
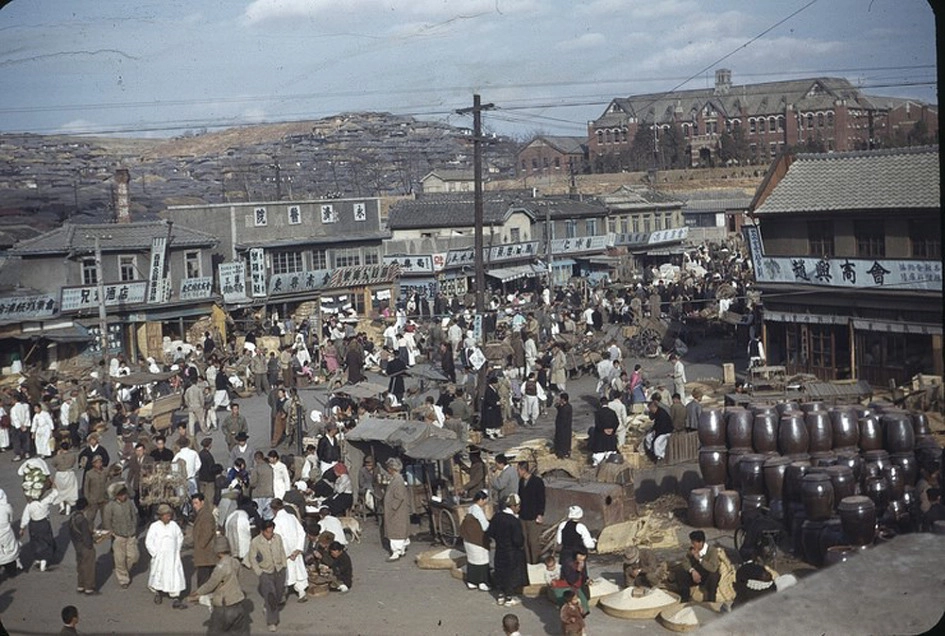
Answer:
top-left (690, 401), bottom-right (941, 566)
top-left (415, 548), bottom-right (466, 570)
top-left (21, 465), bottom-right (48, 500)
top-left (657, 605), bottom-right (699, 632)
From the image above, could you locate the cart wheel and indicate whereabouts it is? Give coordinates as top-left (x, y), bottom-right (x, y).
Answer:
top-left (438, 508), bottom-right (459, 547)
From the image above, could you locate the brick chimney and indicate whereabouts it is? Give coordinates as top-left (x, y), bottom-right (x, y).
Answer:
top-left (115, 168), bottom-right (131, 223)
top-left (714, 69), bottom-right (732, 95)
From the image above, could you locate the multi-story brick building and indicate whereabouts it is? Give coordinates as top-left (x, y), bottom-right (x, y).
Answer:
top-left (588, 69), bottom-right (936, 170)
top-left (516, 136), bottom-right (588, 177)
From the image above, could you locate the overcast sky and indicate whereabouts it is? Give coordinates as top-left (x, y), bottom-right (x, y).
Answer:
top-left (0, 0), bottom-right (937, 138)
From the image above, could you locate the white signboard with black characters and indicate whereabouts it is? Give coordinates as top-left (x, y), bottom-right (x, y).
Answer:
top-left (218, 262), bottom-right (248, 303)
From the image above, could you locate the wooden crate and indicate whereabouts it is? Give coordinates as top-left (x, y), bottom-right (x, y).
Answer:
top-left (664, 431), bottom-right (699, 466)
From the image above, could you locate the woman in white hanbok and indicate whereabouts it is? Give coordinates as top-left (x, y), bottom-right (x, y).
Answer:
top-left (30, 404), bottom-right (55, 458)
top-left (0, 489), bottom-right (23, 575)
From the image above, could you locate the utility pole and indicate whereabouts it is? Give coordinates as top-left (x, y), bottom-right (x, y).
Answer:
top-left (88, 234), bottom-right (112, 362)
top-left (456, 94), bottom-right (494, 313)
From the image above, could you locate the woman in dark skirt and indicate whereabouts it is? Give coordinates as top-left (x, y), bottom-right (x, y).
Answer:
top-left (20, 488), bottom-right (57, 571)
top-left (460, 490), bottom-right (491, 591)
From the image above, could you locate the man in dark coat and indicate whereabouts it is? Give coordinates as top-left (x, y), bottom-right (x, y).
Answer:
top-left (553, 392), bottom-right (573, 459)
top-left (590, 404), bottom-right (618, 465)
top-left (440, 342), bottom-right (456, 384)
top-left (69, 499), bottom-right (97, 594)
top-left (486, 493), bottom-right (526, 607)
top-left (517, 462), bottom-right (546, 564)
top-left (386, 356), bottom-right (407, 404)
top-left (345, 338), bottom-right (364, 385)
top-left (481, 376), bottom-right (503, 439)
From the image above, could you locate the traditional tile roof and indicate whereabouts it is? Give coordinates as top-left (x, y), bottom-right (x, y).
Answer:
top-left (534, 196), bottom-right (607, 219)
top-left (678, 189), bottom-right (753, 214)
top-left (599, 185), bottom-right (685, 210)
top-left (388, 195), bottom-right (535, 229)
top-left (9, 220), bottom-right (218, 256)
top-left (593, 77), bottom-right (881, 127)
top-left (754, 146), bottom-right (940, 215)
top-left (420, 169), bottom-right (474, 183)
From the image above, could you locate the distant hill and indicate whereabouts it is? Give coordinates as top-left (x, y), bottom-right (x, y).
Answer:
top-left (0, 112), bottom-right (519, 221)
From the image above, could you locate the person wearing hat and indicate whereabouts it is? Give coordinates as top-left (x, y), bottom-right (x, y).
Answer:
top-left (146, 503), bottom-right (187, 609)
top-left (622, 545), bottom-right (666, 589)
top-left (102, 486), bottom-right (138, 588)
top-left (382, 457), bottom-right (410, 560)
top-left (481, 376), bottom-right (503, 440)
top-left (67, 499), bottom-right (97, 595)
top-left (190, 493), bottom-right (217, 589)
top-left (82, 455), bottom-right (108, 528)
top-left (229, 432), bottom-right (254, 468)
top-left (188, 535), bottom-right (248, 634)
top-left (486, 493), bottom-right (526, 607)
top-left (555, 506), bottom-right (596, 563)
top-left (459, 490), bottom-right (491, 592)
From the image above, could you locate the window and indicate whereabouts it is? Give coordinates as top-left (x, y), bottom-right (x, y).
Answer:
top-left (119, 255), bottom-right (137, 282)
top-left (759, 118), bottom-right (766, 133)
top-left (632, 217), bottom-right (639, 233)
top-left (654, 215), bottom-right (662, 231)
top-left (311, 249), bottom-right (328, 270)
top-left (320, 204), bottom-right (337, 224)
top-left (808, 221), bottom-right (835, 257)
top-left (253, 206), bottom-right (267, 227)
top-left (605, 130), bottom-right (612, 144)
top-left (510, 228), bottom-right (521, 243)
top-left (749, 119), bottom-right (757, 133)
top-left (608, 218), bottom-right (617, 234)
top-left (597, 130), bottom-right (603, 144)
top-left (585, 219), bottom-right (597, 236)
top-left (82, 258), bottom-right (97, 285)
top-left (334, 248), bottom-right (361, 268)
top-left (806, 113), bottom-right (814, 129)
top-left (271, 251), bottom-right (303, 275)
top-left (621, 128), bottom-right (628, 142)
top-left (777, 116), bottom-right (785, 132)
top-left (553, 158), bottom-right (560, 169)
top-left (363, 247), bottom-right (380, 265)
top-left (620, 218), bottom-right (629, 234)
top-left (855, 221), bottom-right (885, 257)
top-left (826, 112), bottom-right (834, 128)
top-left (287, 205), bottom-right (301, 225)
top-left (817, 113), bottom-right (825, 128)
top-left (770, 142), bottom-right (778, 158)
top-left (565, 220), bottom-right (576, 239)
top-left (353, 202), bottom-right (367, 221)
top-left (769, 117), bottom-right (777, 132)
top-left (664, 213), bottom-right (673, 228)
top-left (542, 157), bottom-right (549, 169)
top-left (643, 217), bottom-right (651, 233)
top-left (532, 158), bottom-right (538, 169)
top-left (184, 251), bottom-right (201, 278)
top-left (910, 220), bottom-right (941, 259)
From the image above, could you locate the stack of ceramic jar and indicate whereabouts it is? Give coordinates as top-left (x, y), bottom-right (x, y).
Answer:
top-left (687, 401), bottom-right (939, 566)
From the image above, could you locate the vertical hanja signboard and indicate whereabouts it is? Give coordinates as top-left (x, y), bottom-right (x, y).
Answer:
top-left (146, 236), bottom-right (168, 303)
top-left (249, 248), bottom-right (267, 297)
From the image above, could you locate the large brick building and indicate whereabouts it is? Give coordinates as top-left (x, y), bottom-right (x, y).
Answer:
top-left (588, 69), bottom-right (938, 169)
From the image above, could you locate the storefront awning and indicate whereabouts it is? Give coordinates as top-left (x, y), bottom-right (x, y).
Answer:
top-left (764, 310), bottom-right (847, 325)
top-left (851, 318), bottom-right (942, 336)
top-left (13, 324), bottom-right (92, 343)
top-left (486, 264), bottom-right (536, 283)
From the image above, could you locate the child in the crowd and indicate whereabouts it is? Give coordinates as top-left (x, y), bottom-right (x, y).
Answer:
top-left (560, 589), bottom-right (586, 635)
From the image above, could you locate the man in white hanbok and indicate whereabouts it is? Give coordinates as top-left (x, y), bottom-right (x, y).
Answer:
top-left (0, 489), bottom-right (23, 576)
top-left (31, 404), bottom-right (55, 458)
top-left (224, 506), bottom-right (252, 566)
top-left (146, 504), bottom-right (188, 608)
top-left (271, 499), bottom-right (308, 603)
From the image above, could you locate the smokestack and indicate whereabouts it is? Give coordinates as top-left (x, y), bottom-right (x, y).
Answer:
top-left (115, 168), bottom-right (131, 223)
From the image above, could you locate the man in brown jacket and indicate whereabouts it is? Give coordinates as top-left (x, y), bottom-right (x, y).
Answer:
top-left (249, 520), bottom-right (287, 631)
top-left (681, 530), bottom-right (721, 602)
top-left (83, 456), bottom-right (107, 528)
top-left (190, 493), bottom-right (217, 588)
top-left (102, 487), bottom-right (139, 588)
top-left (188, 536), bottom-right (248, 634)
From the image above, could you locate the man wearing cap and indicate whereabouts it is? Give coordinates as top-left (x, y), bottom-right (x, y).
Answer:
top-left (102, 487), bottom-right (138, 588)
top-left (481, 376), bottom-right (503, 440)
top-left (555, 506), bottom-right (596, 563)
top-left (486, 493), bottom-right (526, 607)
top-left (516, 462), bottom-right (545, 564)
top-left (249, 519), bottom-right (287, 631)
top-left (271, 499), bottom-right (308, 603)
top-left (188, 536), bottom-right (248, 634)
top-left (622, 545), bottom-right (666, 589)
top-left (382, 457), bottom-right (410, 561)
top-left (146, 503), bottom-right (187, 608)
top-left (229, 432), bottom-right (254, 467)
top-left (221, 404), bottom-right (248, 451)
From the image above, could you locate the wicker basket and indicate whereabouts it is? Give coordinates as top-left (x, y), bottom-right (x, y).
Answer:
top-left (415, 548), bottom-right (467, 570)
top-left (598, 588), bottom-right (682, 620)
top-left (522, 584), bottom-right (546, 598)
top-left (656, 604), bottom-right (698, 632)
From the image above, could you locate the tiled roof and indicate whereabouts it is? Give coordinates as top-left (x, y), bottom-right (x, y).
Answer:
top-left (678, 189), bottom-right (753, 214)
top-left (754, 146), bottom-right (940, 215)
top-left (388, 195), bottom-right (534, 229)
top-left (420, 169), bottom-right (474, 182)
top-left (535, 196), bottom-right (607, 219)
top-left (593, 77), bottom-right (881, 127)
top-left (9, 220), bottom-right (218, 255)
top-left (599, 185), bottom-right (685, 210)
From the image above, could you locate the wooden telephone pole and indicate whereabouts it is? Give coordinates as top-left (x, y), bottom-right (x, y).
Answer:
top-left (456, 95), bottom-right (494, 313)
